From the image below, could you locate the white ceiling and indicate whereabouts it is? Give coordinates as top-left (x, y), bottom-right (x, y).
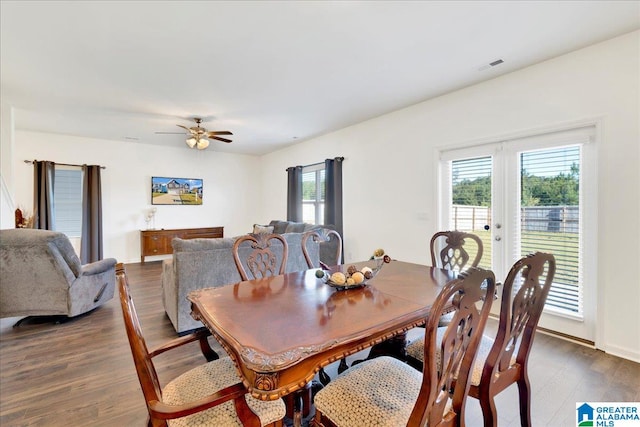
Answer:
top-left (1, 1), bottom-right (638, 156)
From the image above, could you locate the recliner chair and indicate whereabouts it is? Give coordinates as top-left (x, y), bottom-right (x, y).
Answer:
top-left (0, 228), bottom-right (116, 320)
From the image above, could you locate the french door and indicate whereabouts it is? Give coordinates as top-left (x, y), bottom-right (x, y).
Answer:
top-left (439, 126), bottom-right (597, 342)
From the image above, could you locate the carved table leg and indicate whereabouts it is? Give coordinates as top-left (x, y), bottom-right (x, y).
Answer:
top-left (293, 392), bottom-right (302, 427)
top-left (285, 381), bottom-right (322, 426)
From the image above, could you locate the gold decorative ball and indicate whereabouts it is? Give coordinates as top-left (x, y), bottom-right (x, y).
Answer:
top-left (330, 272), bottom-right (346, 285)
top-left (351, 272), bottom-right (365, 284)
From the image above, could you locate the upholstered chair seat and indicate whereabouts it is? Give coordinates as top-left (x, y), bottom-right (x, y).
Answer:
top-left (163, 357), bottom-right (286, 427)
top-left (314, 356), bottom-right (453, 427)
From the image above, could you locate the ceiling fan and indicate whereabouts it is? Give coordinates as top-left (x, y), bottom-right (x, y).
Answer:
top-left (156, 118), bottom-right (233, 150)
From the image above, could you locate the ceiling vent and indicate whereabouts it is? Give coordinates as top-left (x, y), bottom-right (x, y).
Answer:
top-left (478, 59), bottom-right (505, 71)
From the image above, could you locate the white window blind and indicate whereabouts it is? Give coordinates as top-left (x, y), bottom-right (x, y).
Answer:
top-left (518, 145), bottom-right (582, 315)
top-left (54, 167), bottom-right (83, 237)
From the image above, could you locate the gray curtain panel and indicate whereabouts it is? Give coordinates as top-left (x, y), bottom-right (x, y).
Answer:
top-left (286, 165), bottom-right (303, 222)
top-left (33, 160), bottom-right (56, 230)
top-left (81, 165), bottom-right (103, 263)
top-left (324, 157), bottom-right (344, 260)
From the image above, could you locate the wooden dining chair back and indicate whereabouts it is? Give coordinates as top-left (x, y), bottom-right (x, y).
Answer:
top-left (471, 252), bottom-right (555, 427)
top-left (430, 230), bottom-right (484, 328)
top-left (409, 267), bottom-right (496, 426)
top-left (301, 229), bottom-right (342, 269)
top-left (117, 263), bottom-right (285, 427)
top-left (312, 267), bottom-right (496, 427)
top-left (233, 233), bottom-right (288, 280)
top-left (430, 230), bottom-right (484, 271)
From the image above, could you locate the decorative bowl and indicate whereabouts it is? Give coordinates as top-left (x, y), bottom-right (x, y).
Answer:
top-left (324, 277), bottom-right (368, 291)
top-left (319, 259), bottom-right (387, 291)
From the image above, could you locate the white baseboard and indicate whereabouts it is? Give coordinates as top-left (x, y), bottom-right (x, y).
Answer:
top-left (603, 343), bottom-right (640, 364)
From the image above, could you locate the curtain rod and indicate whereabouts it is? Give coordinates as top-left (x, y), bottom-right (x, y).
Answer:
top-left (303, 161), bottom-right (324, 168)
top-left (24, 160), bottom-right (106, 169)
top-left (287, 157), bottom-right (345, 171)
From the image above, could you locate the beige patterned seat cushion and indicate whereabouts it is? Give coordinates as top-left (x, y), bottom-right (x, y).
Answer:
top-left (406, 328), bottom-right (503, 386)
top-left (163, 357), bottom-right (285, 427)
top-left (314, 356), bottom-right (452, 427)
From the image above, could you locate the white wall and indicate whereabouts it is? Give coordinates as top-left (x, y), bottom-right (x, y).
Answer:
top-left (260, 31), bottom-right (640, 361)
top-left (11, 132), bottom-right (262, 263)
top-left (1, 104), bottom-right (16, 229)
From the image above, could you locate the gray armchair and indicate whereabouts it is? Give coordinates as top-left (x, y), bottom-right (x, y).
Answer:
top-left (0, 229), bottom-right (116, 320)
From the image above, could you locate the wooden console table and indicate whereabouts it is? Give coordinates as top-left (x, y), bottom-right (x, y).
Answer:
top-left (140, 226), bottom-right (223, 263)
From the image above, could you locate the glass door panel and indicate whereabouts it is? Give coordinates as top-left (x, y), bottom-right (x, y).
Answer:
top-left (450, 156), bottom-right (493, 270)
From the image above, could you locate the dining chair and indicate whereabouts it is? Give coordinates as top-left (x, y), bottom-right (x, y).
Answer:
top-left (406, 252), bottom-right (556, 427)
top-left (430, 230), bottom-right (484, 271)
top-left (312, 267), bottom-right (496, 427)
top-left (233, 233), bottom-right (307, 424)
top-left (232, 233), bottom-right (288, 280)
top-left (301, 229), bottom-right (342, 269)
top-left (117, 263), bottom-right (286, 427)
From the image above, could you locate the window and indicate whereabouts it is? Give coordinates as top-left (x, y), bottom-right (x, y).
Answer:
top-left (302, 164), bottom-right (325, 225)
top-left (53, 166), bottom-right (83, 237)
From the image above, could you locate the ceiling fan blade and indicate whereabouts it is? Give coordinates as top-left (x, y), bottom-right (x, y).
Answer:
top-left (211, 136), bottom-right (232, 143)
top-left (206, 131), bottom-right (233, 137)
top-left (155, 131), bottom-right (186, 135)
top-left (177, 124), bottom-right (198, 135)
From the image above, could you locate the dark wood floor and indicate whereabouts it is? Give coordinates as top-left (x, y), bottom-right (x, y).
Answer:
top-left (0, 261), bottom-right (638, 426)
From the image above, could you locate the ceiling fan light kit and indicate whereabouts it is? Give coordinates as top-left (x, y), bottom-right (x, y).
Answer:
top-left (185, 136), bottom-right (210, 150)
top-left (196, 138), bottom-right (209, 150)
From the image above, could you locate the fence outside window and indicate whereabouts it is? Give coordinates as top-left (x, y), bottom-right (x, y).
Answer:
top-left (451, 205), bottom-right (578, 234)
top-left (452, 204), bottom-right (580, 314)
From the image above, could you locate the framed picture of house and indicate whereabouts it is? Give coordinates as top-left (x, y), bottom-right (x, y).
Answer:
top-left (151, 177), bottom-right (203, 205)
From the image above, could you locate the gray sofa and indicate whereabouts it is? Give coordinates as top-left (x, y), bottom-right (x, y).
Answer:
top-left (161, 232), bottom-right (322, 334)
top-left (264, 220), bottom-right (342, 266)
top-left (0, 229), bottom-right (117, 319)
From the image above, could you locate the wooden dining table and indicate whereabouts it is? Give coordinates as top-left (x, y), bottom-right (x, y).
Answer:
top-left (188, 259), bottom-right (457, 404)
